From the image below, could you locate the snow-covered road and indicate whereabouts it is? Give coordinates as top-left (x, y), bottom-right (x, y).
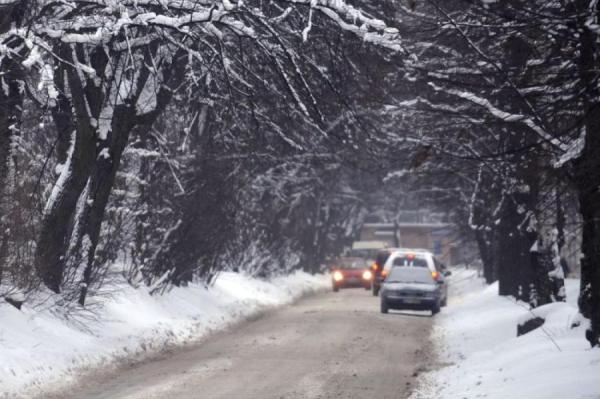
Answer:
top-left (45, 289), bottom-right (433, 399)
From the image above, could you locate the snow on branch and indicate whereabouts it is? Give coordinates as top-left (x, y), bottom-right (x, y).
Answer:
top-left (38, 6), bottom-right (255, 46)
top-left (314, 5), bottom-right (403, 52)
top-left (427, 82), bottom-right (569, 153)
top-left (31, 0), bottom-right (405, 58)
top-left (291, 0), bottom-right (387, 31)
top-left (554, 129), bottom-right (585, 167)
top-left (252, 0), bottom-right (404, 51)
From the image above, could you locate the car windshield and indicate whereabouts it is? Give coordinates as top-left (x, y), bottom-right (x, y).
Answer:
top-left (386, 267), bottom-right (434, 284)
top-left (392, 256), bottom-right (428, 268)
top-left (336, 258), bottom-right (366, 269)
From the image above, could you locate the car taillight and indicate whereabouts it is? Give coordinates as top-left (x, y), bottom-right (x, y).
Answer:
top-left (381, 270), bottom-right (388, 278)
top-left (431, 270), bottom-right (440, 280)
top-left (362, 270), bottom-right (373, 280)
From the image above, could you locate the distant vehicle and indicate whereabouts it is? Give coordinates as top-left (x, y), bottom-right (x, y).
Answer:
top-left (371, 248), bottom-right (444, 295)
top-left (370, 247), bottom-right (400, 296)
top-left (331, 257), bottom-right (373, 292)
top-left (346, 240), bottom-right (389, 260)
top-left (380, 266), bottom-right (446, 315)
top-left (378, 249), bottom-right (450, 304)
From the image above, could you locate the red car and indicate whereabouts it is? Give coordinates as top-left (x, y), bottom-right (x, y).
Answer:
top-left (331, 257), bottom-right (373, 292)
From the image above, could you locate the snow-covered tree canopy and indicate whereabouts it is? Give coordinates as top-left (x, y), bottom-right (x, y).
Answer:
top-left (0, 0), bottom-right (407, 304)
top-left (2, 0), bottom-right (600, 349)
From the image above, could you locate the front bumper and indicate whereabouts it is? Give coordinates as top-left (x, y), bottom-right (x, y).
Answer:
top-left (383, 295), bottom-right (438, 310)
top-left (333, 277), bottom-right (370, 288)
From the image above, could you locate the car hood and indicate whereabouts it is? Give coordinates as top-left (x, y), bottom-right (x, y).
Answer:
top-left (338, 268), bottom-right (365, 277)
top-left (383, 282), bottom-right (437, 292)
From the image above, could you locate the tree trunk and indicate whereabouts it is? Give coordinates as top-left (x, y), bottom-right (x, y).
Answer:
top-left (474, 229), bottom-right (496, 284)
top-left (50, 50), bottom-right (76, 165)
top-left (77, 106), bottom-right (136, 305)
top-left (75, 49), bottom-right (189, 304)
top-left (0, 2), bottom-right (27, 282)
top-left (34, 44), bottom-right (104, 292)
top-left (576, 177), bottom-right (600, 347)
top-left (574, 102), bottom-right (600, 346)
top-left (470, 168), bottom-right (499, 284)
top-left (34, 105), bottom-right (96, 293)
top-left (496, 192), bottom-right (538, 301)
top-left (496, 209), bottom-right (520, 297)
top-left (573, 0), bottom-right (600, 347)
top-left (0, 37), bottom-right (22, 199)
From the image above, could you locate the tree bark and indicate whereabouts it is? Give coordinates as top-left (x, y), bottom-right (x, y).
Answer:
top-left (573, 0), bottom-right (600, 347)
top-left (496, 200), bottom-right (521, 297)
top-left (496, 187), bottom-right (539, 302)
top-left (77, 105), bottom-right (136, 305)
top-left (474, 229), bottom-right (496, 284)
top-left (574, 105), bottom-right (600, 346)
top-left (34, 44), bottom-right (105, 292)
top-left (75, 49), bottom-right (189, 305)
top-left (50, 47), bottom-right (76, 165)
top-left (471, 176), bottom-right (498, 284)
top-left (0, 1), bottom-right (27, 283)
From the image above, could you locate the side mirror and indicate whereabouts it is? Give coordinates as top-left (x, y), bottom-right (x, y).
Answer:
top-left (443, 270), bottom-right (452, 277)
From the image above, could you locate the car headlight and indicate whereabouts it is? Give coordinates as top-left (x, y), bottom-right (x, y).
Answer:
top-left (333, 271), bottom-right (344, 282)
top-left (362, 270), bottom-right (373, 280)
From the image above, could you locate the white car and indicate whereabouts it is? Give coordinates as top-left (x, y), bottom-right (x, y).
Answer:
top-left (380, 267), bottom-right (445, 315)
top-left (380, 249), bottom-right (449, 307)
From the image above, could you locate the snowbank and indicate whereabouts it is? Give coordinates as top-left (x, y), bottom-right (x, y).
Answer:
top-left (411, 267), bottom-right (600, 399)
top-left (0, 270), bottom-right (329, 398)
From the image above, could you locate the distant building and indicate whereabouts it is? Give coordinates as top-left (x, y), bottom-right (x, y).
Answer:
top-left (359, 221), bottom-right (458, 266)
top-left (359, 223), bottom-right (397, 247)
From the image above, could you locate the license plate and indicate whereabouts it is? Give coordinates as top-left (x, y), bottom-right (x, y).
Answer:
top-left (404, 298), bottom-right (421, 304)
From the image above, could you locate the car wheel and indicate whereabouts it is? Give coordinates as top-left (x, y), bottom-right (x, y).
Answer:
top-left (441, 296), bottom-right (447, 307)
top-left (431, 303), bottom-right (440, 315)
top-left (380, 298), bottom-right (389, 314)
top-left (373, 285), bottom-right (380, 296)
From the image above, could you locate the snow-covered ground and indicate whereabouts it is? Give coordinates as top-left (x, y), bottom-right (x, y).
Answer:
top-left (0, 270), bottom-right (329, 399)
top-left (411, 267), bottom-right (600, 399)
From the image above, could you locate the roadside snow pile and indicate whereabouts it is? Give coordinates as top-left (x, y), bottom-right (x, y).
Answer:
top-left (0, 270), bottom-right (329, 399)
top-left (411, 267), bottom-right (600, 399)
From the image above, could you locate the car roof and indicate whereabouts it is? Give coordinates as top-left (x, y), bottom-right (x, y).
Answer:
top-left (379, 247), bottom-right (428, 253)
top-left (389, 249), bottom-right (432, 257)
